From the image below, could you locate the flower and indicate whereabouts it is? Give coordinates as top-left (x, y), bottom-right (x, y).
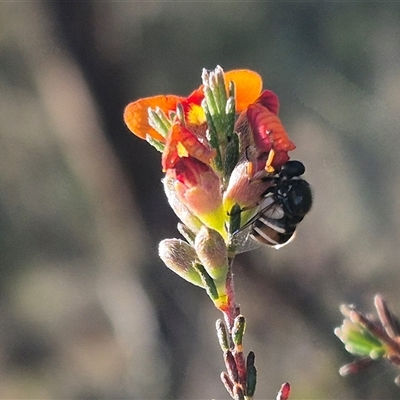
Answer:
top-left (123, 66), bottom-right (299, 298)
top-left (335, 305), bottom-right (388, 359)
top-left (161, 123), bottom-right (216, 171)
top-left (235, 89), bottom-right (296, 176)
top-left (223, 90), bottom-right (297, 221)
top-left (124, 66), bottom-right (307, 400)
top-left (335, 295), bottom-right (400, 384)
top-left (123, 69), bottom-right (263, 142)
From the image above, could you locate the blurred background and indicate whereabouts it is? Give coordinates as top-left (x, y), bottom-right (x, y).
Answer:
top-left (1, 2), bottom-right (400, 399)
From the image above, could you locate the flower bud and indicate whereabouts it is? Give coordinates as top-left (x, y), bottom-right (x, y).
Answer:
top-left (223, 158), bottom-right (273, 219)
top-left (158, 239), bottom-right (203, 287)
top-left (335, 305), bottom-right (389, 359)
top-left (338, 358), bottom-right (375, 376)
top-left (169, 157), bottom-right (226, 239)
top-left (276, 382), bottom-right (290, 400)
top-left (163, 176), bottom-right (203, 234)
top-left (194, 226), bottom-right (229, 281)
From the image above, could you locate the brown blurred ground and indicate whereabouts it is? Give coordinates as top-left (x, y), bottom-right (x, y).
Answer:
top-left (1, 2), bottom-right (400, 399)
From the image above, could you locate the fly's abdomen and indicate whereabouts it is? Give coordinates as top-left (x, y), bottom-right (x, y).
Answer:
top-left (250, 216), bottom-right (295, 248)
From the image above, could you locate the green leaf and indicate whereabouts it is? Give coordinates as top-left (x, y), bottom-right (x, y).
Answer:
top-left (232, 315), bottom-right (246, 347)
top-left (148, 108), bottom-right (171, 138)
top-left (146, 135), bottom-right (165, 152)
top-left (193, 263), bottom-right (219, 300)
top-left (224, 132), bottom-right (239, 181)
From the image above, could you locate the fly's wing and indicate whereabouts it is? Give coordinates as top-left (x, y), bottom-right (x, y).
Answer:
top-left (237, 195), bottom-right (282, 232)
top-left (229, 195), bottom-right (282, 254)
top-left (229, 225), bottom-right (261, 254)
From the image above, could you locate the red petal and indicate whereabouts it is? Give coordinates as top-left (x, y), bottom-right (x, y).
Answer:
top-left (174, 157), bottom-right (209, 187)
top-left (256, 90), bottom-right (280, 115)
top-left (247, 103), bottom-right (296, 153)
top-left (162, 124), bottom-right (215, 171)
top-left (182, 88), bottom-right (204, 110)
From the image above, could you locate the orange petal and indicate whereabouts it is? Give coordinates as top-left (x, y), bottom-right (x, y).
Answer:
top-left (224, 70), bottom-right (263, 112)
top-left (124, 95), bottom-right (183, 140)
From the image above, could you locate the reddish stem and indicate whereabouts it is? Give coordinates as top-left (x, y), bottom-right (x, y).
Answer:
top-left (223, 261), bottom-right (241, 332)
top-left (220, 261), bottom-right (249, 397)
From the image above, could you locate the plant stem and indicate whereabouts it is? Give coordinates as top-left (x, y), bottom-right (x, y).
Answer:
top-left (223, 259), bottom-right (240, 332)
